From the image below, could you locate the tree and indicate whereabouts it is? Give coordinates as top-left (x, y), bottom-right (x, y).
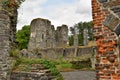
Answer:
top-left (16, 25), bottom-right (30, 49)
top-left (69, 21), bottom-right (93, 46)
top-left (69, 35), bottom-right (74, 46)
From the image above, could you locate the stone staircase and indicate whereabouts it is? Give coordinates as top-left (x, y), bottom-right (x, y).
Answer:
top-left (10, 64), bottom-right (55, 80)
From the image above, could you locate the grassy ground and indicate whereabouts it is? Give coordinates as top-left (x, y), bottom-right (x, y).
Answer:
top-left (50, 55), bottom-right (93, 72)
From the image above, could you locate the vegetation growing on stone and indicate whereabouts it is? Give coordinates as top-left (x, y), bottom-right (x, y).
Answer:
top-left (1, 0), bottom-right (25, 9)
top-left (13, 58), bottom-right (64, 80)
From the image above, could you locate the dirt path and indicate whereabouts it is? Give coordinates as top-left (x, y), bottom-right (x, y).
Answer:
top-left (61, 70), bottom-right (96, 80)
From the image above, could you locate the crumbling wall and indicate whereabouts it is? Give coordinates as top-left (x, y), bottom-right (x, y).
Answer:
top-left (92, 0), bottom-right (120, 79)
top-left (28, 18), bottom-right (50, 49)
top-left (0, 10), bottom-right (11, 79)
top-left (46, 25), bottom-right (56, 48)
top-left (10, 71), bottom-right (53, 80)
top-left (39, 46), bottom-right (94, 60)
top-left (56, 25), bottom-right (68, 47)
top-left (0, 0), bottom-right (18, 79)
top-left (28, 18), bottom-right (68, 50)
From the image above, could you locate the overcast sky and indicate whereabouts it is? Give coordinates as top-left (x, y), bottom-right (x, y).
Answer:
top-left (17, 0), bottom-right (92, 30)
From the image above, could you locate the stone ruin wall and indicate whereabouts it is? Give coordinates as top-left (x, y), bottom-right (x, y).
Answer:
top-left (28, 18), bottom-right (68, 50)
top-left (27, 18), bottom-right (95, 65)
top-left (0, 1), bottom-right (18, 79)
top-left (39, 46), bottom-right (94, 60)
top-left (0, 10), bottom-right (11, 79)
top-left (56, 25), bottom-right (68, 47)
top-left (92, 0), bottom-right (120, 79)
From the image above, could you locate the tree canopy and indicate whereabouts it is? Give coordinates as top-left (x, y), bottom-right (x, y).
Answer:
top-left (69, 21), bottom-right (93, 46)
top-left (16, 25), bottom-right (30, 50)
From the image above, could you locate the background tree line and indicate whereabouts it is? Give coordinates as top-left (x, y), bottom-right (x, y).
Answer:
top-left (69, 21), bottom-right (93, 46)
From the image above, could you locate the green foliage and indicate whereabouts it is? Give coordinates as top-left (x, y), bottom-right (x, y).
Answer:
top-left (59, 63), bottom-right (72, 68)
top-left (40, 59), bottom-right (56, 68)
top-left (16, 25), bottom-right (30, 50)
top-left (10, 49), bottom-right (19, 58)
top-left (40, 59), bottom-right (64, 80)
top-left (69, 21), bottom-right (93, 46)
top-left (14, 58), bottom-right (63, 80)
top-left (69, 35), bottom-right (74, 46)
top-left (78, 34), bottom-right (84, 46)
top-left (71, 58), bottom-right (91, 69)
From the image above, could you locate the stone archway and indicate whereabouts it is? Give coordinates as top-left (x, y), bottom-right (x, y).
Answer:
top-left (92, 0), bottom-right (120, 79)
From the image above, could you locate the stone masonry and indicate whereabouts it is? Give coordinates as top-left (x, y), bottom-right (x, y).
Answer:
top-left (0, 0), bottom-right (18, 79)
top-left (56, 25), bottom-right (68, 47)
top-left (28, 18), bottom-right (68, 50)
top-left (0, 10), bottom-right (11, 80)
top-left (92, 0), bottom-right (120, 80)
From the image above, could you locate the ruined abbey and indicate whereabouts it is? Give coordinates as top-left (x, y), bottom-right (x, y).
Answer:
top-left (28, 18), bottom-right (68, 50)
top-left (0, 0), bottom-right (120, 80)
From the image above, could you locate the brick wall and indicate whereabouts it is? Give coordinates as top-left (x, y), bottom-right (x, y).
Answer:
top-left (92, 0), bottom-right (120, 80)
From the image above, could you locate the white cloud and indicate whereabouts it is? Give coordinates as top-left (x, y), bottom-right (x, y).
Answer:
top-left (17, 0), bottom-right (92, 30)
top-left (17, 0), bottom-right (47, 30)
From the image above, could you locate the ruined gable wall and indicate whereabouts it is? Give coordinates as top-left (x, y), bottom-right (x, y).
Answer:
top-left (28, 18), bottom-right (68, 50)
top-left (28, 18), bottom-right (49, 50)
top-left (92, 0), bottom-right (120, 79)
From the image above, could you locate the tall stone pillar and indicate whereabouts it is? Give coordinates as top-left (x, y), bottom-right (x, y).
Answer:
top-left (48, 25), bottom-right (56, 48)
top-left (0, 0), bottom-right (21, 79)
top-left (46, 25), bottom-right (56, 48)
top-left (56, 25), bottom-right (68, 47)
top-left (83, 29), bottom-right (88, 46)
top-left (74, 34), bottom-right (78, 46)
top-left (73, 26), bottom-right (79, 46)
top-left (92, 0), bottom-right (120, 80)
top-left (0, 10), bottom-right (11, 80)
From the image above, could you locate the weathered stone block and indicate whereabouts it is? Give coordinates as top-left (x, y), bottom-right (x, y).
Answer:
top-left (98, 0), bottom-right (108, 3)
top-left (116, 12), bottom-right (120, 18)
top-left (103, 14), bottom-right (120, 31)
top-left (114, 24), bottom-right (120, 36)
top-left (111, 6), bottom-right (120, 18)
top-left (111, 6), bottom-right (120, 13)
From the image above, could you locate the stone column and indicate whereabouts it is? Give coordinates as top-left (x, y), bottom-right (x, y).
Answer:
top-left (83, 29), bottom-right (88, 46)
top-left (74, 34), bottom-right (78, 46)
top-left (74, 26), bottom-right (78, 46)
top-left (0, 10), bottom-right (11, 80)
top-left (56, 25), bottom-right (68, 47)
top-left (50, 25), bottom-right (56, 48)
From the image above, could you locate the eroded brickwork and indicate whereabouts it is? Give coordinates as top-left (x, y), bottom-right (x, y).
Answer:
top-left (92, 0), bottom-right (120, 80)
